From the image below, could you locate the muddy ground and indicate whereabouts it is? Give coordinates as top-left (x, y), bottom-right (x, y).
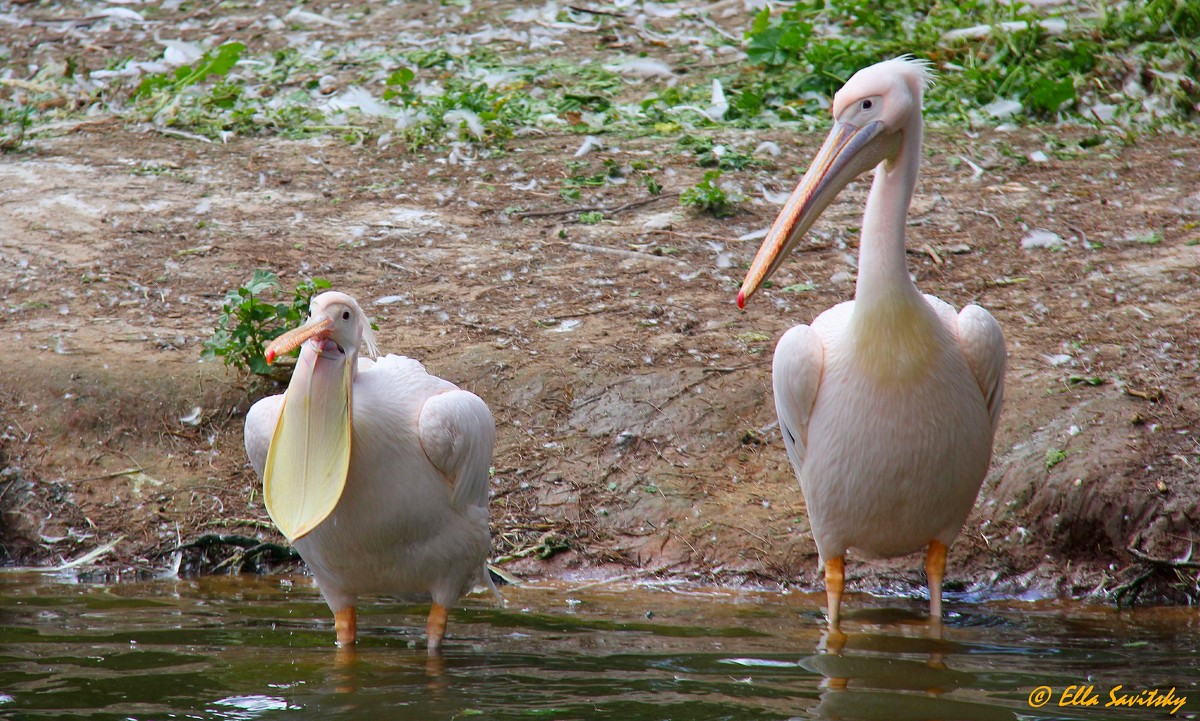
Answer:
top-left (2, 0), bottom-right (1198, 605)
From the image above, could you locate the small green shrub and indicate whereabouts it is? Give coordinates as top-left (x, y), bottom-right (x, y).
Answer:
top-left (136, 42), bottom-right (244, 105)
top-left (202, 270), bottom-right (330, 376)
top-left (680, 169), bottom-right (743, 218)
top-left (1045, 448), bottom-right (1067, 471)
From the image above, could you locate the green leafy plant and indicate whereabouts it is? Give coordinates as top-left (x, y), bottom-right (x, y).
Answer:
top-left (382, 69), bottom-right (535, 148)
top-left (134, 41), bottom-right (246, 126)
top-left (136, 42), bottom-right (245, 100)
top-left (558, 158), bottom-right (622, 202)
top-left (732, 0), bottom-right (1200, 126)
top-left (1045, 448), bottom-right (1067, 471)
top-left (8, 0), bottom-right (1197, 155)
top-left (681, 170), bottom-right (743, 218)
top-left (202, 270), bottom-right (330, 376)
top-left (782, 282), bottom-right (816, 293)
top-left (678, 136), bottom-right (763, 171)
top-left (0, 105), bottom-right (33, 153)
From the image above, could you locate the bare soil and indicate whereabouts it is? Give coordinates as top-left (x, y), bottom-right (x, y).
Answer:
top-left (2, 0), bottom-right (1198, 605)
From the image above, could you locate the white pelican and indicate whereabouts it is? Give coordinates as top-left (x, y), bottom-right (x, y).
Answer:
top-left (243, 291), bottom-right (496, 652)
top-left (738, 58), bottom-right (1005, 632)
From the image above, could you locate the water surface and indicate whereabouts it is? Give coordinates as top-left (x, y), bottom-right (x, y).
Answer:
top-left (1, 573), bottom-right (1197, 720)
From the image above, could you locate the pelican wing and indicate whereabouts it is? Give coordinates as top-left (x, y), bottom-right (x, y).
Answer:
top-left (772, 324), bottom-right (825, 472)
top-left (418, 389), bottom-right (496, 513)
top-left (956, 304), bottom-right (1006, 433)
top-left (263, 351), bottom-right (353, 541)
top-left (244, 394), bottom-right (285, 478)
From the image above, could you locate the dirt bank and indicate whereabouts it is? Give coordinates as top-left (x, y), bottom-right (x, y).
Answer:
top-left (1, 0), bottom-right (1197, 605)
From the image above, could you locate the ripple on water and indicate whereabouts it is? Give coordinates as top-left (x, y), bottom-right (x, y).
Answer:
top-left (0, 574), bottom-right (1197, 721)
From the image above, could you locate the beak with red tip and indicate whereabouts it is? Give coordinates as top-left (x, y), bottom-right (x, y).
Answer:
top-left (265, 315), bottom-right (335, 364)
top-left (738, 119), bottom-right (899, 308)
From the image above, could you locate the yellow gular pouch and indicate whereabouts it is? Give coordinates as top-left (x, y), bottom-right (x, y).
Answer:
top-left (263, 344), bottom-right (353, 542)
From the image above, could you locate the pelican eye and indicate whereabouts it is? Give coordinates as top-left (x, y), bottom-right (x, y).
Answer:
top-left (341, 310), bottom-right (351, 321)
top-left (861, 99), bottom-right (873, 110)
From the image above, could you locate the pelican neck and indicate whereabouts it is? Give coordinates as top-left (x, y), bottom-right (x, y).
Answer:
top-left (852, 119), bottom-right (924, 314)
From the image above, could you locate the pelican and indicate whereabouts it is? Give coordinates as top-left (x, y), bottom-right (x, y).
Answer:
top-left (738, 57), bottom-right (1005, 632)
top-left (243, 291), bottom-right (496, 653)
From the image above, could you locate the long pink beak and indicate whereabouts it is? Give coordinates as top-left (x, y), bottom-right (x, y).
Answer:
top-left (738, 119), bottom-right (895, 308)
top-left (264, 315), bottom-right (334, 364)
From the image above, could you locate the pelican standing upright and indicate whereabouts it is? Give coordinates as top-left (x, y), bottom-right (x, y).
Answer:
top-left (244, 291), bottom-right (496, 653)
top-left (738, 57), bottom-right (1006, 633)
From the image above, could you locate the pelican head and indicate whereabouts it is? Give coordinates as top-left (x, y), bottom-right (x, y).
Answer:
top-left (265, 291), bottom-right (379, 366)
top-left (738, 57), bottom-right (934, 307)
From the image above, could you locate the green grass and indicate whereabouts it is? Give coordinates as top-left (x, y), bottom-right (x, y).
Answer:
top-left (734, 0), bottom-right (1200, 125)
top-left (3, 0), bottom-right (1197, 155)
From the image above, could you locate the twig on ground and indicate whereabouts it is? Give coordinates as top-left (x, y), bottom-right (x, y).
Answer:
top-left (152, 127), bottom-right (214, 143)
top-left (567, 5), bottom-right (625, 18)
top-left (513, 192), bottom-right (680, 220)
top-left (562, 241), bottom-right (688, 265)
top-left (1113, 545), bottom-right (1200, 607)
top-left (967, 208), bottom-right (1002, 227)
top-left (74, 468), bottom-right (143, 483)
top-left (1128, 546), bottom-right (1200, 570)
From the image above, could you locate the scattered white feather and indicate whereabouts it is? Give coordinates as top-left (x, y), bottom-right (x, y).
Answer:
top-left (941, 18), bottom-right (1066, 41)
top-left (160, 40), bottom-right (203, 67)
top-left (642, 212), bottom-right (674, 231)
top-left (444, 109), bottom-right (485, 139)
top-left (753, 141), bottom-right (781, 157)
top-left (707, 241), bottom-right (733, 269)
top-left (549, 319), bottom-right (582, 333)
top-left (285, 6), bottom-right (349, 28)
top-left (604, 58), bottom-right (675, 81)
top-left (957, 155), bottom-right (985, 179)
top-left (506, 4), bottom-right (552, 22)
top-left (1087, 103), bottom-right (1116, 123)
top-left (1021, 229), bottom-right (1065, 249)
top-left (982, 98), bottom-right (1022, 119)
top-left (325, 86), bottom-right (395, 117)
top-left (759, 185), bottom-right (791, 205)
top-left (392, 108), bottom-right (430, 131)
top-left (670, 80), bottom-right (729, 122)
top-left (639, 2), bottom-right (682, 18)
top-left (707, 79), bottom-right (728, 120)
top-left (446, 142), bottom-right (476, 165)
top-left (573, 135), bottom-right (604, 157)
top-left (97, 7), bottom-right (145, 23)
top-left (476, 69), bottom-right (523, 89)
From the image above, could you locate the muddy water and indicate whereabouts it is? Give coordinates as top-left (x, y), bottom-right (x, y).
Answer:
top-left (1, 573), bottom-right (1197, 720)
